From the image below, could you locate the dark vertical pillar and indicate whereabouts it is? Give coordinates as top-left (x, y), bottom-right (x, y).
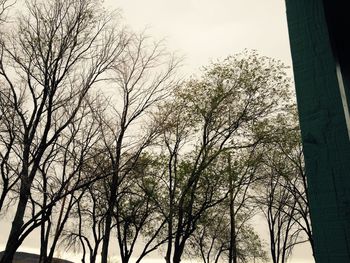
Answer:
top-left (285, 1), bottom-right (350, 262)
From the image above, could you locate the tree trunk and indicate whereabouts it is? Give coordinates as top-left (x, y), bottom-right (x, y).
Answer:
top-left (39, 220), bottom-right (51, 263)
top-left (101, 169), bottom-right (119, 263)
top-left (172, 239), bottom-right (185, 263)
top-left (229, 202), bottom-right (237, 263)
top-left (47, 193), bottom-right (73, 263)
top-left (228, 155), bottom-right (237, 263)
top-left (165, 219), bottom-right (173, 263)
top-left (39, 174), bottom-right (49, 263)
top-left (121, 254), bottom-right (131, 263)
top-left (173, 249), bottom-right (182, 263)
top-left (101, 130), bottom-right (125, 263)
top-left (0, 180), bottom-right (8, 212)
top-left (165, 191), bottom-right (174, 263)
top-left (90, 249), bottom-right (98, 263)
top-left (0, 177), bottom-right (30, 263)
top-left (101, 206), bottom-right (113, 263)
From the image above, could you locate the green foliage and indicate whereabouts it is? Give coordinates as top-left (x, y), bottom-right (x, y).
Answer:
top-left (147, 50), bottom-right (295, 263)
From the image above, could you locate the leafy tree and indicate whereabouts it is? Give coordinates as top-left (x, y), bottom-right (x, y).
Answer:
top-left (187, 150), bottom-right (267, 263)
top-left (154, 51), bottom-right (291, 263)
top-left (113, 153), bottom-right (169, 263)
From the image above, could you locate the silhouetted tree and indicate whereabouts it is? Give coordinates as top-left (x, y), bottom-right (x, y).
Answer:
top-left (0, 0), bottom-right (126, 261)
top-left (186, 150), bottom-right (267, 263)
top-left (255, 110), bottom-right (312, 263)
top-left (97, 33), bottom-right (180, 263)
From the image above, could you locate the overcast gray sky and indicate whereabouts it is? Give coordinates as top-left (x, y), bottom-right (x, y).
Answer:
top-left (105, 0), bottom-right (293, 75)
top-left (1, 1), bottom-right (313, 262)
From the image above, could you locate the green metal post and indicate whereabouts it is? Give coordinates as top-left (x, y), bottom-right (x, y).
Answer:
top-left (285, 1), bottom-right (350, 262)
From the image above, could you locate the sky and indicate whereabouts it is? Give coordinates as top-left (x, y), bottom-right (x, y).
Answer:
top-left (0, 1), bottom-right (313, 262)
top-left (105, 0), bottom-right (293, 75)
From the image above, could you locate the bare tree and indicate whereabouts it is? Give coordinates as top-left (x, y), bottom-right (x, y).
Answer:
top-left (0, 0), bottom-right (14, 24)
top-left (36, 97), bottom-right (104, 263)
top-left (255, 108), bottom-right (313, 263)
top-left (259, 166), bottom-right (299, 263)
top-left (52, 41), bottom-right (179, 258)
top-left (62, 180), bottom-right (108, 263)
top-left (60, 136), bottom-right (116, 263)
top-left (0, 0), bottom-right (127, 261)
top-left (85, 33), bottom-right (181, 263)
top-left (0, 84), bottom-right (21, 212)
top-left (274, 123), bottom-right (313, 256)
top-left (0, 0), bottom-right (17, 214)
